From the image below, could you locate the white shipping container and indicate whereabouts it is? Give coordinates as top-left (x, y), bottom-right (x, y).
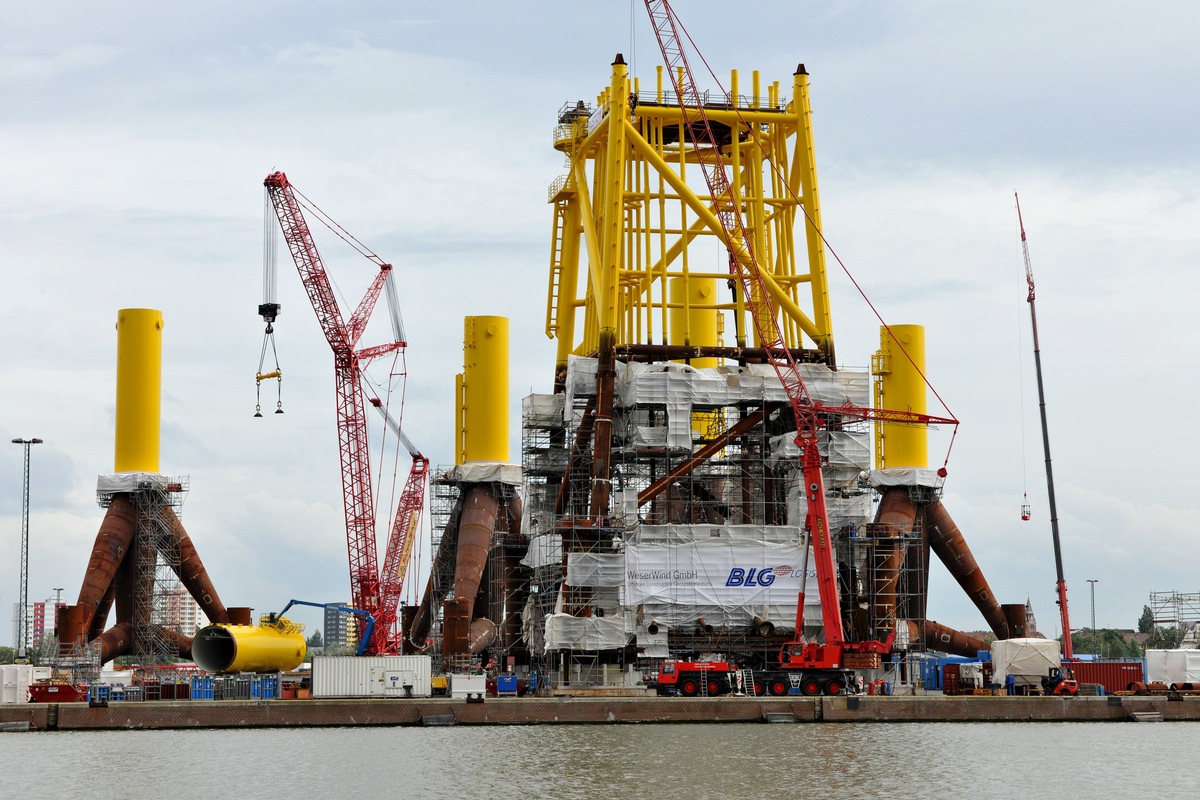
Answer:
top-left (312, 656), bottom-right (432, 698)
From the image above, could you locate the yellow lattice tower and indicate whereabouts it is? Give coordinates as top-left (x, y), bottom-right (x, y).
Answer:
top-left (545, 56), bottom-right (835, 379)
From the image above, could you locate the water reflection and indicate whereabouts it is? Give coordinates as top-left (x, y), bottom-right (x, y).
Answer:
top-left (7, 721), bottom-right (1199, 799)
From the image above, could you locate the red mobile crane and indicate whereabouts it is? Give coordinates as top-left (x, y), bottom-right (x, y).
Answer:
top-left (262, 171), bottom-right (425, 654)
top-left (643, 2), bottom-right (958, 694)
top-left (1015, 192), bottom-right (1073, 659)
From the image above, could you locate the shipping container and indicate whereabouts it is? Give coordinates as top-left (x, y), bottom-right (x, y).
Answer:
top-left (312, 656), bottom-right (433, 698)
top-left (1070, 660), bottom-right (1144, 694)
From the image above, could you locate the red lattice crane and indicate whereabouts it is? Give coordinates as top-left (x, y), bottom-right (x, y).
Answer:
top-left (262, 171), bottom-right (423, 654)
top-left (643, 2), bottom-right (958, 653)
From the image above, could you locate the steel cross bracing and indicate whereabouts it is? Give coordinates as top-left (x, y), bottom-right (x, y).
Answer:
top-left (264, 171), bottom-right (405, 634)
top-left (642, 0), bottom-right (956, 649)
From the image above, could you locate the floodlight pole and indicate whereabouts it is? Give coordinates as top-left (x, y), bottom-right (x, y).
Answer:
top-left (12, 437), bottom-right (42, 662)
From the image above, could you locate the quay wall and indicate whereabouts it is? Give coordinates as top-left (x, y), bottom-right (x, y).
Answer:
top-left (2, 695), bottom-right (1196, 731)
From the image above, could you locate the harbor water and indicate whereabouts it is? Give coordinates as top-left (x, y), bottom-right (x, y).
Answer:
top-left (6, 721), bottom-right (1198, 798)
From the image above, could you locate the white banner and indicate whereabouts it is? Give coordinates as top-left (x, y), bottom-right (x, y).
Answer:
top-left (624, 543), bottom-right (819, 609)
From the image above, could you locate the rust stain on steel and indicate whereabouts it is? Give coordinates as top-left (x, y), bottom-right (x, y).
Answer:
top-left (926, 500), bottom-right (1010, 640)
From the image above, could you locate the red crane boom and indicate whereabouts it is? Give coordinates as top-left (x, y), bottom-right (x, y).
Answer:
top-left (642, 2), bottom-right (957, 651)
top-left (263, 171), bottom-right (409, 648)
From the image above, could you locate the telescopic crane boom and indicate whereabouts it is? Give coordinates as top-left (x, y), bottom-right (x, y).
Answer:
top-left (642, 1), bottom-right (958, 652)
top-left (1016, 191), bottom-right (1073, 659)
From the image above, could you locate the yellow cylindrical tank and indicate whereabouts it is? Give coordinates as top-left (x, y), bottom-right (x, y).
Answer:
top-left (668, 277), bottom-right (720, 367)
top-left (461, 316), bottom-right (509, 463)
top-left (114, 308), bottom-right (163, 473)
top-left (874, 324), bottom-right (928, 468)
top-left (191, 620), bottom-right (306, 674)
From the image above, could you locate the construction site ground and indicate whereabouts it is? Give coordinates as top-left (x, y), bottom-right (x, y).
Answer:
top-left (1, 694), bottom-right (1195, 730)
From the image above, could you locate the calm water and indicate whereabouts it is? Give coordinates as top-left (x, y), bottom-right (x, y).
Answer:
top-left (6, 722), bottom-right (1197, 799)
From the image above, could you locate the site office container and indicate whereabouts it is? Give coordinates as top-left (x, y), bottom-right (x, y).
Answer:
top-left (1070, 660), bottom-right (1144, 693)
top-left (312, 656), bottom-right (433, 698)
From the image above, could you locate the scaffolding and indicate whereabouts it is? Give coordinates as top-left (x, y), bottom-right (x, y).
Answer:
top-left (97, 476), bottom-right (191, 664)
top-left (520, 357), bottom-right (879, 686)
top-left (1150, 591), bottom-right (1200, 627)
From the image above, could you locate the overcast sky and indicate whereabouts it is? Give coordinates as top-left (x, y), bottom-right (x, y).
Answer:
top-left (2, 1), bottom-right (1198, 646)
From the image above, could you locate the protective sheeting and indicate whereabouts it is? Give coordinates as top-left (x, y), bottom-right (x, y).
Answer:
top-left (958, 663), bottom-right (985, 689)
top-left (440, 462), bottom-right (523, 486)
top-left (869, 468), bottom-right (945, 489)
top-left (624, 541), bottom-right (818, 611)
top-left (566, 552), bottom-right (624, 587)
top-left (522, 393), bottom-right (564, 428)
top-left (1146, 649), bottom-right (1200, 684)
top-left (543, 612), bottom-right (630, 650)
top-left (563, 356), bottom-right (870, 444)
top-left (990, 638), bottom-right (1061, 686)
top-left (629, 523), bottom-right (803, 547)
top-left (520, 533), bottom-right (563, 569)
top-left (96, 472), bottom-right (168, 493)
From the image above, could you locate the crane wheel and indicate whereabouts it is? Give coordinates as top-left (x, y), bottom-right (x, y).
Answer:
top-left (752, 681), bottom-right (766, 696)
top-left (824, 679), bottom-right (843, 696)
top-left (707, 679), bottom-right (723, 696)
top-left (801, 678), bottom-right (822, 697)
top-left (679, 677), bottom-right (700, 697)
top-left (769, 679), bottom-right (790, 697)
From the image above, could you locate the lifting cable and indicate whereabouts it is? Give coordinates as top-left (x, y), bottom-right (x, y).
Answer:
top-left (662, 19), bottom-right (961, 471)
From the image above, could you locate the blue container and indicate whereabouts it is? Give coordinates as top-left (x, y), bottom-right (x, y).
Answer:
top-left (261, 675), bottom-right (279, 700)
top-left (528, 673), bottom-right (538, 691)
top-left (496, 675), bottom-right (519, 695)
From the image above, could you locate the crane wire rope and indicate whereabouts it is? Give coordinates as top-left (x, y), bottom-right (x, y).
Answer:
top-left (646, 9), bottom-right (961, 469)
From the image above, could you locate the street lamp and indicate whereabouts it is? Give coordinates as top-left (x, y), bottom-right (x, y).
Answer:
top-left (1087, 578), bottom-right (1099, 658)
top-left (11, 437), bottom-right (43, 662)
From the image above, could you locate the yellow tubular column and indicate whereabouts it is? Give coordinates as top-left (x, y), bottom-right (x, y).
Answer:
top-left (875, 324), bottom-right (928, 468)
top-left (114, 308), bottom-right (163, 473)
top-left (668, 277), bottom-right (719, 368)
top-left (462, 316), bottom-right (510, 463)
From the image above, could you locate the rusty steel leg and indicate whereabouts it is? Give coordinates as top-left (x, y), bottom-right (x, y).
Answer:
top-left (926, 500), bottom-right (1010, 640)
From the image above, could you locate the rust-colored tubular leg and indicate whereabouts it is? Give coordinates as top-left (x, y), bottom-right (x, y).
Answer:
top-left (98, 621), bottom-right (134, 663)
top-left (453, 485), bottom-right (499, 615)
top-left (77, 496), bottom-right (138, 633)
top-left (164, 507), bottom-right (229, 624)
top-left (926, 500), bottom-right (1010, 639)
top-left (923, 619), bottom-right (990, 659)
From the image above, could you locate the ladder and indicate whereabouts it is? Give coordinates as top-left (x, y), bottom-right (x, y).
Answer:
top-left (741, 668), bottom-right (757, 697)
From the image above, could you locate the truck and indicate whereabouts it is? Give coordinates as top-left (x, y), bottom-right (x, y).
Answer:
top-left (656, 640), bottom-right (864, 697)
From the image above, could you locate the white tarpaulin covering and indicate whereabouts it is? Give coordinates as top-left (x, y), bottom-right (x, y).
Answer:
top-left (624, 541), bottom-right (819, 630)
top-left (564, 356), bottom-right (869, 443)
top-left (991, 638), bottom-right (1061, 686)
top-left (869, 468), bottom-right (945, 489)
top-left (1146, 649), bottom-right (1200, 684)
top-left (97, 473), bottom-right (169, 493)
top-left (520, 533), bottom-right (563, 569)
top-left (440, 462), bottom-right (522, 486)
top-left (543, 612), bottom-right (629, 651)
top-left (566, 552), bottom-right (624, 587)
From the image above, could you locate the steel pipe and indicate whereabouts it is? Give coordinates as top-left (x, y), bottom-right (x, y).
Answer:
top-left (192, 623), bottom-right (305, 674)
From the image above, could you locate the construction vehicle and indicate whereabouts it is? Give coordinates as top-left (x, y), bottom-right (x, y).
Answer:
top-left (261, 171), bottom-right (426, 655)
top-left (656, 641), bottom-right (859, 697)
top-left (1041, 666), bottom-right (1079, 696)
top-left (641, 1), bottom-right (950, 689)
